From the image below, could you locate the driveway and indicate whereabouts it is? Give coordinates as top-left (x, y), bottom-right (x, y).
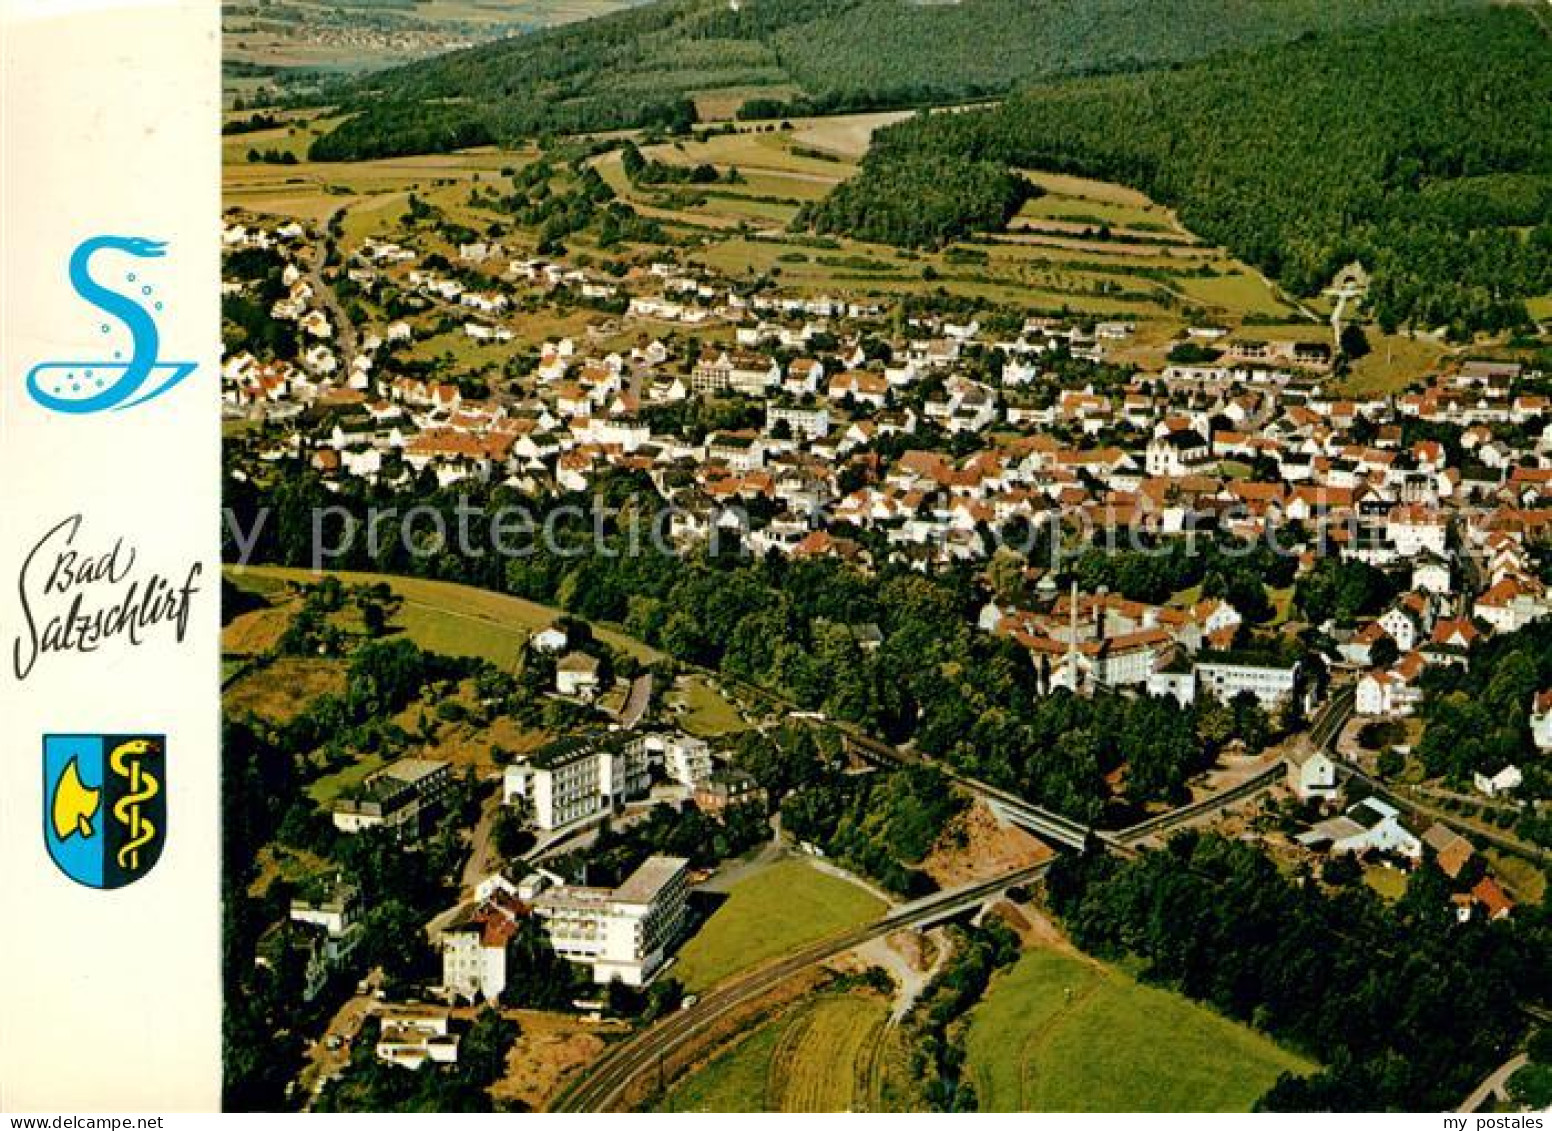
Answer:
top-left (1459, 1053), bottom-right (1528, 1113)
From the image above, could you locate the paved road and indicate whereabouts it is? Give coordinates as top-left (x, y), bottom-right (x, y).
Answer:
top-left (307, 217), bottom-right (357, 376)
top-left (1458, 1053), bottom-right (1528, 1113)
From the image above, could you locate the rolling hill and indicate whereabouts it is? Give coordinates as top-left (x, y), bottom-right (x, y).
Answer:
top-left (304, 0), bottom-right (1488, 159)
top-left (801, 6), bottom-right (1552, 335)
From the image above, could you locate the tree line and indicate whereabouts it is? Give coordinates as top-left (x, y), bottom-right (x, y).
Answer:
top-left (298, 0), bottom-right (1482, 163)
top-left (1045, 831), bottom-right (1551, 1110)
top-left (812, 7), bottom-right (1551, 336)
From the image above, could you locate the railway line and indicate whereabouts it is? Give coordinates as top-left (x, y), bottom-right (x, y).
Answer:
top-left (557, 688), bottom-right (1359, 1111)
top-left (552, 860), bottom-right (1054, 1113)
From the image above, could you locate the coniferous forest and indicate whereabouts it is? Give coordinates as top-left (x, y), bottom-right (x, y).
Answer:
top-left (802, 8), bottom-right (1552, 335)
top-left (305, 0), bottom-right (1484, 159)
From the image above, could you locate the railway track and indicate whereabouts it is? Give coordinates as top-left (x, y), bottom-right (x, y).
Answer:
top-left (551, 860), bottom-right (1053, 1113)
top-left (557, 688), bottom-right (1358, 1111)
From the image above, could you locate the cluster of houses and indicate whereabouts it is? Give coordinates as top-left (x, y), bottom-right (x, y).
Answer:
top-left (226, 206), bottom-right (1552, 774)
top-left (1285, 754), bottom-right (1519, 924)
top-left (226, 211), bottom-right (1549, 1070)
top-left (974, 584), bottom-right (1299, 705)
top-left (224, 218), bottom-right (1552, 587)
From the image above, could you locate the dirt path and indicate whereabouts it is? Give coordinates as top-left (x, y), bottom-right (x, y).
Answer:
top-left (697, 840), bottom-right (785, 895)
top-left (301, 982), bottom-right (377, 1108)
top-left (850, 928), bottom-right (948, 1022)
top-left (460, 784), bottom-right (503, 893)
top-left (1016, 970), bottom-right (1104, 1108)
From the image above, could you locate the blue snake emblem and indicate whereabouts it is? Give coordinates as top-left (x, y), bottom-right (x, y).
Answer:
top-left (26, 235), bottom-right (196, 414)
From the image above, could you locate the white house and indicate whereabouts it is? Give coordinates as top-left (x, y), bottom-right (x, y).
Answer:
top-left (376, 1008), bottom-right (459, 1071)
top-left (1475, 576), bottom-right (1551, 634)
top-left (529, 625), bottom-right (569, 654)
top-left (1356, 652), bottom-right (1426, 718)
top-left (1339, 622), bottom-right (1391, 668)
top-left (632, 733), bottom-right (713, 788)
top-left (1145, 429), bottom-right (1211, 477)
top-left (1473, 764), bottom-right (1522, 798)
top-left (1286, 746), bottom-right (1339, 803)
top-left (556, 652), bottom-right (602, 699)
top-left (1533, 689), bottom-right (1552, 751)
top-left (1411, 554), bottom-right (1452, 595)
top-left (1298, 797), bottom-right (1422, 860)
top-left (440, 892), bottom-right (524, 1002)
top-left (1377, 603), bottom-right (1424, 654)
top-left (1385, 506), bottom-right (1448, 558)
top-left (1357, 670), bottom-right (1406, 717)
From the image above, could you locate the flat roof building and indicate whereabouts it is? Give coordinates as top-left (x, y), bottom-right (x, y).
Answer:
top-left (534, 855), bottom-right (690, 987)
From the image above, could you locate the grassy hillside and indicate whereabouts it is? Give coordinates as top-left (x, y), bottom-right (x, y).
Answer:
top-left (805, 7), bottom-right (1552, 335)
top-left (304, 0), bottom-right (1485, 159)
top-left (224, 564), bottom-right (664, 663)
top-left (671, 859), bottom-right (885, 992)
top-left (655, 991), bottom-right (889, 1111)
top-left (964, 947), bottom-right (1312, 1111)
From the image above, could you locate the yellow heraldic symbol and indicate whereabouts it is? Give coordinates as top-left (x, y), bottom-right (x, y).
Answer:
top-left (43, 733), bottom-right (166, 888)
top-left (50, 758), bottom-right (101, 841)
top-left (109, 739), bottom-right (159, 871)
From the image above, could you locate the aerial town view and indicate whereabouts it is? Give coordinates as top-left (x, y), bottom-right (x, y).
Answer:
top-left (218, 0), bottom-right (1552, 1114)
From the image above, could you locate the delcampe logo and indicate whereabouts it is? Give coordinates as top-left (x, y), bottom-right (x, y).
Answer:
top-left (43, 734), bottom-right (167, 890)
top-left (26, 235), bottom-right (196, 414)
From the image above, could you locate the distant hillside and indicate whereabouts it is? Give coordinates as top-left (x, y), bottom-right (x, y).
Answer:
top-left (223, 0), bottom-right (653, 89)
top-left (802, 6), bottom-right (1552, 336)
top-left (306, 0), bottom-right (1486, 160)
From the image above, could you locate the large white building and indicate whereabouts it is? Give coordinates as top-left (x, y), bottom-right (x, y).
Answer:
top-left (534, 856), bottom-right (690, 986)
top-left (503, 735), bottom-right (651, 831)
top-left (767, 404), bottom-right (830, 441)
top-left (332, 757), bottom-right (453, 836)
top-left (1193, 655), bottom-right (1301, 710)
top-left (630, 732), bottom-right (713, 788)
top-left (1147, 653), bottom-right (1301, 711)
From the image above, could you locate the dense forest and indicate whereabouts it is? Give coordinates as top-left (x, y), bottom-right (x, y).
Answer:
top-left (799, 152), bottom-right (1033, 249)
top-left (780, 763), bottom-right (967, 896)
top-left (1047, 832), bottom-right (1551, 1111)
top-left (302, 0), bottom-right (1484, 160)
top-left (1415, 620), bottom-right (1552, 802)
top-left (808, 8), bottom-right (1552, 334)
top-left (223, 635), bottom-right (490, 1108)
